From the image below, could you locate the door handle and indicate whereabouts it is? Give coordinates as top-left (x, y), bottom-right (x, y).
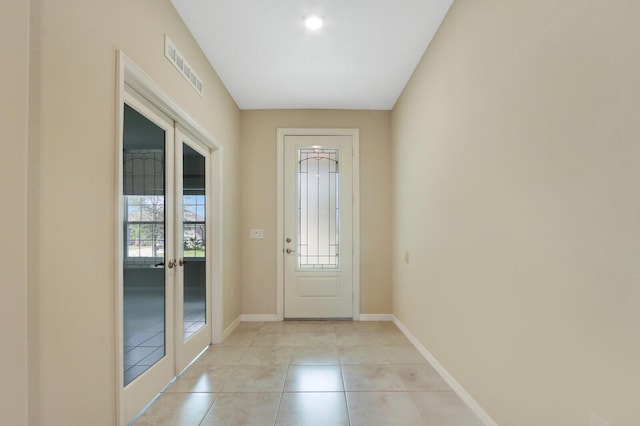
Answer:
top-left (178, 258), bottom-right (186, 267)
top-left (167, 259), bottom-right (176, 269)
top-left (285, 248), bottom-right (296, 254)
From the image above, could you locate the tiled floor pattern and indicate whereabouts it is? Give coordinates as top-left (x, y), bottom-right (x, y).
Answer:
top-left (124, 289), bottom-right (206, 385)
top-left (123, 287), bottom-right (166, 385)
top-left (133, 321), bottom-right (483, 425)
top-left (183, 298), bottom-right (207, 340)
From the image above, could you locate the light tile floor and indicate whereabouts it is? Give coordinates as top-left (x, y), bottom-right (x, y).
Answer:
top-left (132, 321), bottom-right (484, 425)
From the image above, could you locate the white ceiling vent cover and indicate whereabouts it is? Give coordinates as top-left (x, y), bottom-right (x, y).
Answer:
top-left (165, 35), bottom-right (204, 96)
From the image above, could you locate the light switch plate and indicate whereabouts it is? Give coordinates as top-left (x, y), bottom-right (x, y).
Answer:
top-left (250, 228), bottom-right (264, 239)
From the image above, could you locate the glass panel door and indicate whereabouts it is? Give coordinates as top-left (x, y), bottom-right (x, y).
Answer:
top-left (121, 95), bottom-right (175, 423)
top-left (175, 128), bottom-right (212, 372)
top-left (123, 103), bottom-right (168, 385)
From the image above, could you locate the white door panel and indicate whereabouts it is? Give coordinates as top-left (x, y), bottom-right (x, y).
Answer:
top-left (283, 135), bottom-right (353, 318)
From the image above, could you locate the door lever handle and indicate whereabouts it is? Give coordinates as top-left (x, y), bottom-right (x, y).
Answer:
top-left (167, 259), bottom-right (176, 269)
top-left (285, 248), bottom-right (296, 254)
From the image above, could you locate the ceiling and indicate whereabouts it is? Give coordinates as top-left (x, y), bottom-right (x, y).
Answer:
top-left (170, 0), bottom-right (453, 110)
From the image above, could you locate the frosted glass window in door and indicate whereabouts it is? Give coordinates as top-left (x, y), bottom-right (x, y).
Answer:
top-left (297, 147), bottom-right (340, 270)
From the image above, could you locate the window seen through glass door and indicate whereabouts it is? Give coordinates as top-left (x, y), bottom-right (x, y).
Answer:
top-left (182, 144), bottom-right (206, 340)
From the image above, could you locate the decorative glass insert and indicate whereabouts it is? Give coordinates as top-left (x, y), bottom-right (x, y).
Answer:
top-left (123, 149), bottom-right (166, 258)
top-left (297, 147), bottom-right (340, 270)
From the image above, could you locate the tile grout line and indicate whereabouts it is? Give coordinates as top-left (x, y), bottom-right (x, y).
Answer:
top-left (196, 393), bottom-right (217, 426)
top-left (272, 363), bottom-right (291, 425)
top-left (340, 363), bottom-right (353, 426)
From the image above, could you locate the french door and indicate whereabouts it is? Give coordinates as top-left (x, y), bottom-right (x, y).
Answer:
top-left (174, 129), bottom-right (212, 370)
top-left (120, 89), bottom-right (211, 423)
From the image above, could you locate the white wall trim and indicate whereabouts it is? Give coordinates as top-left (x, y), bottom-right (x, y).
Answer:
top-left (221, 316), bottom-right (241, 342)
top-left (392, 316), bottom-right (498, 426)
top-left (276, 133), bottom-right (284, 321)
top-left (240, 314), bottom-right (280, 322)
top-left (359, 314), bottom-right (395, 322)
top-left (351, 131), bottom-right (361, 321)
top-left (276, 128), bottom-right (360, 320)
top-left (115, 52), bottom-right (126, 426)
top-left (211, 146), bottom-right (224, 344)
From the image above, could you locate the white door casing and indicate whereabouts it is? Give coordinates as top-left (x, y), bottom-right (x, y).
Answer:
top-left (277, 129), bottom-right (360, 320)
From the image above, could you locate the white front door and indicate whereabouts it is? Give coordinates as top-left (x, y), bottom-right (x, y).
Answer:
top-left (283, 134), bottom-right (354, 318)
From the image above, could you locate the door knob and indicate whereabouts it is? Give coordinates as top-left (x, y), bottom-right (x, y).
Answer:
top-left (285, 248), bottom-right (296, 254)
top-left (178, 258), bottom-right (186, 267)
top-left (167, 259), bottom-right (176, 268)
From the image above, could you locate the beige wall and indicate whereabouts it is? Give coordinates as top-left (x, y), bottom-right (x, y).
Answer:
top-left (0, 0), bottom-right (29, 424)
top-left (27, 0), bottom-right (240, 424)
top-left (392, 0), bottom-right (640, 424)
top-left (240, 110), bottom-right (392, 316)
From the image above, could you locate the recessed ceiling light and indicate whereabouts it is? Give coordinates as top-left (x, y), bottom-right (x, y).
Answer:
top-left (304, 15), bottom-right (324, 31)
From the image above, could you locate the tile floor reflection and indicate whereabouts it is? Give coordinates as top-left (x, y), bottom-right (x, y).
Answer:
top-left (123, 282), bottom-right (206, 386)
top-left (123, 286), bottom-right (165, 386)
top-left (132, 321), bottom-right (484, 425)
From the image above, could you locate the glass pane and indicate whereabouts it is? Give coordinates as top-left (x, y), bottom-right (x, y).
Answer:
top-left (122, 104), bottom-right (166, 386)
top-left (297, 147), bottom-right (340, 270)
top-left (183, 144), bottom-right (206, 341)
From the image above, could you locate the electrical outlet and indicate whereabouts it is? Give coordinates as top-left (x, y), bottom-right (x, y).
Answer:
top-left (589, 411), bottom-right (611, 426)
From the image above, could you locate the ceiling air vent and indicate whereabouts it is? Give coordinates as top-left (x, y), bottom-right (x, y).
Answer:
top-left (165, 35), bottom-right (204, 96)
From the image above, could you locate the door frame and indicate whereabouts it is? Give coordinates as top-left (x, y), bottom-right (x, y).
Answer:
top-left (115, 51), bottom-right (224, 426)
top-left (276, 128), bottom-right (360, 321)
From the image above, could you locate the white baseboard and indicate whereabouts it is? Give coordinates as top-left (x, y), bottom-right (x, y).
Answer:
top-left (392, 316), bottom-right (498, 426)
top-left (221, 316), bottom-right (241, 342)
top-left (359, 314), bottom-right (395, 321)
top-left (240, 314), bottom-right (280, 322)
